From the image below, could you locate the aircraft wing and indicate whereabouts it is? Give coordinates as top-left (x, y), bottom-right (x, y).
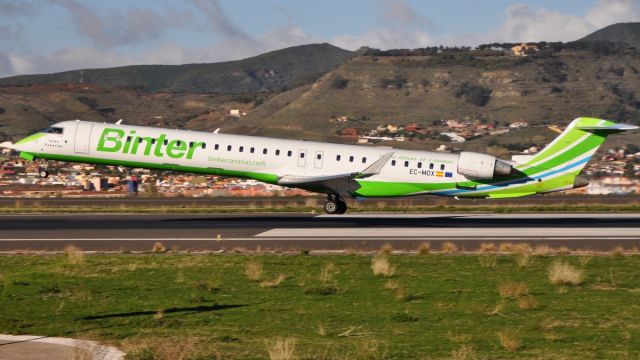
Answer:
top-left (278, 152), bottom-right (393, 198)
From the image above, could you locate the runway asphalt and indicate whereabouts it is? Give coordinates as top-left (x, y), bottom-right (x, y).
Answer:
top-left (0, 213), bottom-right (639, 252)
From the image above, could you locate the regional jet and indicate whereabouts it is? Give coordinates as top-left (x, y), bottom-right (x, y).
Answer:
top-left (1, 117), bottom-right (636, 214)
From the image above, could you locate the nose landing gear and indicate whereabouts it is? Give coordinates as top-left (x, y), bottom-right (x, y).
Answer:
top-left (323, 194), bottom-right (347, 214)
top-left (38, 160), bottom-right (50, 178)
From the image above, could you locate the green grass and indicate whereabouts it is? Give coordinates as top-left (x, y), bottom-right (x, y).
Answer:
top-left (0, 254), bottom-right (639, 359)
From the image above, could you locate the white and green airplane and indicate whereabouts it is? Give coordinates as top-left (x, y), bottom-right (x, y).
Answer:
top-left (1, 117), bottom-right (636, 214)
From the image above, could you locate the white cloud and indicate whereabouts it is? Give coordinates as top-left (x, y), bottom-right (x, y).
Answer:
top-left (485, 0), bottom-right (640, 44)
top-left (332, 29), bottom-right (431, 50)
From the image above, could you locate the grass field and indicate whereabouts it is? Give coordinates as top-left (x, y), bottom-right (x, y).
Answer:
top-left (0, 252), bottom-right (639, 359)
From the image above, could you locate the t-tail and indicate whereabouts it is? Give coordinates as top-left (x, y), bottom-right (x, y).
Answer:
top-left (515, 117), bottom-right (638, 194)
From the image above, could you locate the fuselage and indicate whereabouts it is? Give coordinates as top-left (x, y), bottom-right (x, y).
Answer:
top-left (11, 117), bottom-right (628, 199)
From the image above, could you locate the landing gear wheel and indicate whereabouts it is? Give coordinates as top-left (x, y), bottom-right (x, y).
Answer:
top-left (324, 200), bottom-right (339, 214)
top-left (39, 170), bottom-right (49, 178)
top-left (336, 200), bottom-right (347, 214)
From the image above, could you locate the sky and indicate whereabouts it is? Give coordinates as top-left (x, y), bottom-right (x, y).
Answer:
top-left (1, 0), bottom-right (639, 77)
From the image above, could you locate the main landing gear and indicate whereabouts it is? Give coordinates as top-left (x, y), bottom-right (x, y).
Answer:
top-left (324, 194), bottom-right (347, 215)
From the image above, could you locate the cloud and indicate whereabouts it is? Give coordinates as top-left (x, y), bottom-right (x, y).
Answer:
top-left (381, 0), bottom-right (432, 28)
top-left (332, 29), bottom-right (431, 50)
top-left (55, 0), bottom-right (192, 48)
top-left (486, 0), bottom-right (640, 44)
top-left (331, 0), bottom-right (433, 50)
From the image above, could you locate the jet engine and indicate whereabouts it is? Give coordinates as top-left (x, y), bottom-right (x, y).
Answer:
top-left (457, 151), bottom-right (513, 179)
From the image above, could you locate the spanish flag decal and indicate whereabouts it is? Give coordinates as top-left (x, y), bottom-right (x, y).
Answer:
top-left (436, 171), bottom-right (444, 177)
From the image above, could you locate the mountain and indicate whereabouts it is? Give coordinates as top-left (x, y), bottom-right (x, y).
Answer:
top-left (578, 22), bottom-right (640, 49)
top-left (0, 43), bottom-right (354, 94)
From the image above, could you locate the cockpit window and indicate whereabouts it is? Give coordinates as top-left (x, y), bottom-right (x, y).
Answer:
top-left (41, 127), bottom-right (64, 134)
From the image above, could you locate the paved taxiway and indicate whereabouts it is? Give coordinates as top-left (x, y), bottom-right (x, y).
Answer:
top-left (0, 213), bottom-right (639, 252)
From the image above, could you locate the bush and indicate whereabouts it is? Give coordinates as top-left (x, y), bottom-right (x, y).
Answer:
top-left (380, 75), bottom-right (407, 89)
top-left (548, 261), bottom-right (584, 285)
top-left (453, 82), bottom-right (492, 106)
top-left (371, 256), bottom-right (395, 277)
top-left (331, 76), bottom-right (349, 89)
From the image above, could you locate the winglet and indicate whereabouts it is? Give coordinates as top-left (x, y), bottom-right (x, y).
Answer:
top-left (359, 152), bottom-right (394, 178)
top-left (577, 123), bottom-right (639, 131)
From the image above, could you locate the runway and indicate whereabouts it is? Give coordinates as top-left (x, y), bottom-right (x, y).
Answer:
top-left (0, 213), bottom-right (639, 252)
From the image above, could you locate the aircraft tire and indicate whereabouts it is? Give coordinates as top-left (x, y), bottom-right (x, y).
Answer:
top-left (323, 200), bottom-right (339, 214)
top-left (39, 170), bottom-right (49, 178)
top-left (336, 200), bottom-right (347, 214)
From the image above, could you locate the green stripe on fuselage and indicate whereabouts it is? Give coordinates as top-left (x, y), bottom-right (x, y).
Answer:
top-left (34, 153), bottom-right (279, 184)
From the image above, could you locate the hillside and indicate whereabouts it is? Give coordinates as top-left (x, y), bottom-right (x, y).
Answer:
top-left (0, 44), bottom-right (354, 94)
top-left (579, 22), bottom-right (640, 49)
top-left (1, 44), bottom-right (639, 156)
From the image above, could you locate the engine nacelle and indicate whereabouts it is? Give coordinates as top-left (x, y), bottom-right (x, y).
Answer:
top-left (457, 151), bottom-right (513, 179)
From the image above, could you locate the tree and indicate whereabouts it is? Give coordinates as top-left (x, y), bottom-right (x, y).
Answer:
top-left (331, 76), bottom-right (349, 89)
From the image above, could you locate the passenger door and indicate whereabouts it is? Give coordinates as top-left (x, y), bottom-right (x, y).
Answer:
top-left (74, 122), bottom-right (94, 154)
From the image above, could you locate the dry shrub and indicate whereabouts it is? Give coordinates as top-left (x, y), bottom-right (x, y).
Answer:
top-left (152, 242), bottom-right (166, 253)
top-left (515, 252), bottom-right (532, 268)
top-left (371, 256), bottom-right (395, 277)
top-left (265, 337), bottom-right (296, 360)
top-left (64, 245), bottom-right (84, 265)
top-left (417, 242), bottom-right (431, 255)
top-left (260, 274), bottom-right (286, 288)
top-left (533, 244), bottom-right (554, 256)
top-left (154, 309), bottom-right (164, 320)
top-left (556, 246), bottom-right (571, 254)
top-left (479, 242), bottom-right (497, 252)
top-left (498, 331), bottom-right (522, 351)
top-left (479, 255), bottom-right (497, 268)
top-left (498, 243), bottom-right (515, 253)
top-left (244, 260), bottom-right (264, 282)
top-left (384, 280), bottom-right (409, 301)
top-left (450, 344), bottom-right (476, 360)
top-left (610, 245), bottom-right (625, 256)
top-left (320, 262), bottom-right (336, 284)
top-left (499, 281), bottom-right (528, 298)
top-left (378, 243), bottom-right (393, 255)
top-left (548, 261), bottom-right (584, 286)
top-left (441, 241), bottom-right (459, 253)
top-left (578, 255), bottom-right (593, 266)
top-left (517, 296), bottom-right (539, 310)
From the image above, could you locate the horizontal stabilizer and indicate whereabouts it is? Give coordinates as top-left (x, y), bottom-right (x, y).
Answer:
top-left (577, 124), bottom-right (639, 132)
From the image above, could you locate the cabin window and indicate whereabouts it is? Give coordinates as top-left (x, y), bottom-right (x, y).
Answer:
top-left (316, 153), bottom-right (322, 160)
top-left (391, 160), bottom-right (396, 166)
top-left (440, 164), bottom-right (445, 171)
top-left (276, 149), bottom-right (280, 156)
top-left (176, 141), bottom-right (182, 147)
top-left (214, 144), bottom-right (219, 150)
top-left (227, 145), bottom-right (232, 151)
top-left (336, 155), bottom-right (341, 161)
top-left (263, 148), bottom-right (268, 155)
top-left (201, 143), bottom-right (206, 149)
top-left (349, 156), bottom-right (354, 162)
top-left (404, 161), bottom-right (409, 167)
top-left (239, 146), bottom-right (244, 153)
top-left (164, 139), bottom-right (169, 146)
top-left (126, 136), bottom-right (132, 142)
top-left (250, 147), bottom-right (255, 153)
top-left (151, 139), bottom-right (157, 145)
top-left (287, 150), bottom-right (292, 157)
top-left (189, 141), bottom-right (193, 147)
top-left (362, 157), bottom-right (367, 163)
top-left (300, 152), bottom-right (305, 158)
top-left (138, 138), bottom-right (143, 143)
top-left (417, 162), bottom-right (422, 169)
top-left (429, 163), bottom-right (434, 170)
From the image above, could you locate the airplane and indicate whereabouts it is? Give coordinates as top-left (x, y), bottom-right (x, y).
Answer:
top-left (0, 117), bottom-right (637, 214)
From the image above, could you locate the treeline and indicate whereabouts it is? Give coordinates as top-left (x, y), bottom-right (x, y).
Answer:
top-left (362, 41), bottom-right (633, 57)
